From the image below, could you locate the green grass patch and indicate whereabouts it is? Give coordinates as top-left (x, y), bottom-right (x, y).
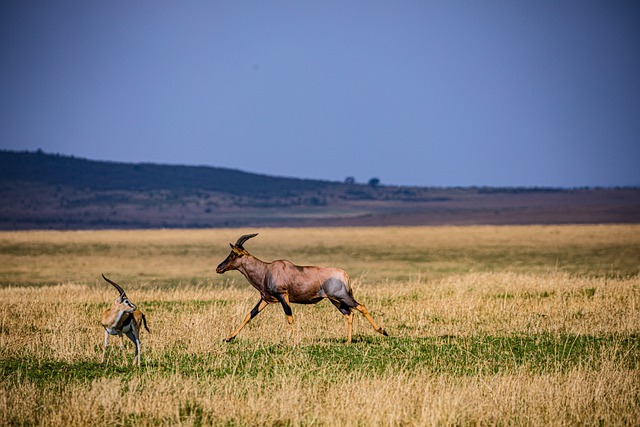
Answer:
top-left (4, 333), bottom-right (637, 388)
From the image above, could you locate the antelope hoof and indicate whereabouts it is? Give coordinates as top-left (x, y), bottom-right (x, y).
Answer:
top-left (224, 336), bottom-right (236, 343)
top-left (379, 328), bottom-right (388, 336)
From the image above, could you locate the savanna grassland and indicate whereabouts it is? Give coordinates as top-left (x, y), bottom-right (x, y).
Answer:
top-left (0, 225), bottom-right (639, 426)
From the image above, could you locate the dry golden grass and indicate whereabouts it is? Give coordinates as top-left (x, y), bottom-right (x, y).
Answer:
top-left (1, 225), bottom-right (639, 426)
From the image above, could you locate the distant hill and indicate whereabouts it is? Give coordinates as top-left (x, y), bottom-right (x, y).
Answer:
top-left (0, 149), bottom-right (338, 196)
top-left (1, 149), bottom-right (639, 229)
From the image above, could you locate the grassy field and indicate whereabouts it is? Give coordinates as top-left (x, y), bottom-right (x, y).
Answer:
top-left (0, 225), bottom-right (639, 426)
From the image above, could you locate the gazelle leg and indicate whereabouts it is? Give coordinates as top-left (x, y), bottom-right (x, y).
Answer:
top-left (126, 331), bottom-right (140, 366)
top-left (119, 335), bottom-right (128, 366)
top-left (136, 337), bottom-right (141, 366)
top-left (101, 331), bottom-right (109, 363)
top-left (226, 299), bottom-right (269, 342)
top-left (354, 304), bottom-right (388, 336)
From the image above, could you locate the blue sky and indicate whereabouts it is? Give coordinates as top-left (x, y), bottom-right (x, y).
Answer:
top-left (1, 1), bottom-right (639, 187)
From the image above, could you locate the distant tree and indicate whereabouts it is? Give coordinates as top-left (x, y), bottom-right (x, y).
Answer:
top-left (368, 177), bottom-right (380, 187)
top-left (344, 176), bottom-right (356, 185)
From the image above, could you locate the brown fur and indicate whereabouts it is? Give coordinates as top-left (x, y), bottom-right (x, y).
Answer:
top-left (216, 234), bottom-right (387, 344)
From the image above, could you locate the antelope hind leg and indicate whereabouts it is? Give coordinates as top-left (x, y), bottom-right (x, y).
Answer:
top-left (354, 304), bottom-right (388, 337)
top-left (344, 312), bottom-right (354, 344)
top-left (329, 298), bottom-right (355, 344)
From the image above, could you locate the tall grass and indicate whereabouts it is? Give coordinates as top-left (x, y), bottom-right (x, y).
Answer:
top-left (1, 225), bottom-right (639, 425)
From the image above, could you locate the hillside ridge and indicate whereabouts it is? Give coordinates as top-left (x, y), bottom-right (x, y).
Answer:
top-left (1, 149), bottom-right (638, 229)
top-left (0, 149), bottom-right (339, 196)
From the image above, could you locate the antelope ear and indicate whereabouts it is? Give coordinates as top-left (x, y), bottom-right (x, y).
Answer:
top-left (229, 243), bottom-right (234, 249)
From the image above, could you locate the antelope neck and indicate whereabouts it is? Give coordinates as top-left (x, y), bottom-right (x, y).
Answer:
top-left (237, 255), bottom-right (269, 285)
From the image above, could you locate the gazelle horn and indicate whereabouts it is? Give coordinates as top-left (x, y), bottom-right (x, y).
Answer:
top-left (102, 274), bottom-right (126, 296)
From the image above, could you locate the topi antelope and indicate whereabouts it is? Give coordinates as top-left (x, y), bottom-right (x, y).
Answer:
top-left (215, 233), bottom-right (388, 344)
top-left (100, 274), bottom-right (149, 366)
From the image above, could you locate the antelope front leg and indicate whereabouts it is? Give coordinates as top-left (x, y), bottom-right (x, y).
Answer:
top-left (226, 299), bottom-right (269, 342)
top-left (276, 294), bottom-right (297, 345)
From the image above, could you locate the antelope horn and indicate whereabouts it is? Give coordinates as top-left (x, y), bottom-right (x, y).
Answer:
top-left (102, 274), bottom-right (126, 296)
top-left (234, 233), bottom-right (258, 249)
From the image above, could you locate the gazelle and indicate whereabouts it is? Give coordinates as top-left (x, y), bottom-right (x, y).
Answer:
top-left (100, 274), bottom-right (149, 366)
top-left (215, 233), bottom-right (388, 344)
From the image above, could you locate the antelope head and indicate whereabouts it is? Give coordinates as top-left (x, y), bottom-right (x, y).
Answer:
top-left (216, 233), bottom-right (258, 273)
top-left (102, 274), bottom-right (137, 313)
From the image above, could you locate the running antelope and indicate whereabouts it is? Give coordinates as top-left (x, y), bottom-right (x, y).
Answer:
top-left (100, 274), bottom-right (149, 366)
top-left (215, 233), bottom-right (388, 344)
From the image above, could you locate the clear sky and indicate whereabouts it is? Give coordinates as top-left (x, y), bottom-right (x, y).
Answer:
top-left (1, 1), bottom-right (639, 187)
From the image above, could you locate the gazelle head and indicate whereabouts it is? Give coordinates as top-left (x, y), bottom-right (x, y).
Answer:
top-left (216, 233), bottom-right (258, 273)
top-left (102, 274), bottom-right (137, 313)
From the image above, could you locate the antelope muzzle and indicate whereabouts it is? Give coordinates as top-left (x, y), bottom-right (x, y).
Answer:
top-left (216, 256), bottom-right (231, 274)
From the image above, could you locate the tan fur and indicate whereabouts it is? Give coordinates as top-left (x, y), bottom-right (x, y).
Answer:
top-left (100, 275), bottom-right (149, 366)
